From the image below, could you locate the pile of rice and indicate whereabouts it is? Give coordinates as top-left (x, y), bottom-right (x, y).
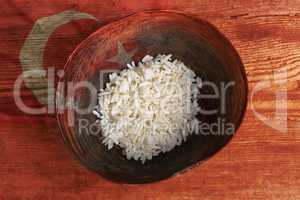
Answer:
top-left (93, 54), bottom-right (202, 163)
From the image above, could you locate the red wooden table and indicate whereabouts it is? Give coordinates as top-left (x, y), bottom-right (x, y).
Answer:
top-left (0, 0), bottom-right (299, 199)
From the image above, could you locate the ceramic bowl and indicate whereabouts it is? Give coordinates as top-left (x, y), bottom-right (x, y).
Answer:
top-left (56, 11), bottom-right (248, 184)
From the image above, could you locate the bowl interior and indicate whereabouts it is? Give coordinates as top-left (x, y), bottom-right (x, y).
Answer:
top-left (56, 11), bottom-right (248, 184)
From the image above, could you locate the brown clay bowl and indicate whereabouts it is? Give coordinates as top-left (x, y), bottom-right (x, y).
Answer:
top-left (56, 10), bottom-right (248, 184)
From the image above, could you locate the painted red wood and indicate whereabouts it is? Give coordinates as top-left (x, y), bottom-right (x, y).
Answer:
top-left (0, 0), bottom-right (299, 199)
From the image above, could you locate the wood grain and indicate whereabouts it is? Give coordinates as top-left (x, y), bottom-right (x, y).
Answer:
top-left (0, 0), bottom-right (299, 199)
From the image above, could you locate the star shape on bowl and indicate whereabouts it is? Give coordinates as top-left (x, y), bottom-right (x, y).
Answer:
top-left (107, 41), bottom-right (137, 65)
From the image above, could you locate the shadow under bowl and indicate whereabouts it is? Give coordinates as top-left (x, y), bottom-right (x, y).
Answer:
top-left (56, 11), bottom-right (248, 184)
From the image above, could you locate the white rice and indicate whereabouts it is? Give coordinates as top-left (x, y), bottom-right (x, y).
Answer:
top-left (93, 54), bottom-right (202, 163)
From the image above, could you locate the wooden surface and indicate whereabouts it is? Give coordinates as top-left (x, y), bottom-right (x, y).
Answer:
top-left (0, 0), bottom-right (299, 199)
